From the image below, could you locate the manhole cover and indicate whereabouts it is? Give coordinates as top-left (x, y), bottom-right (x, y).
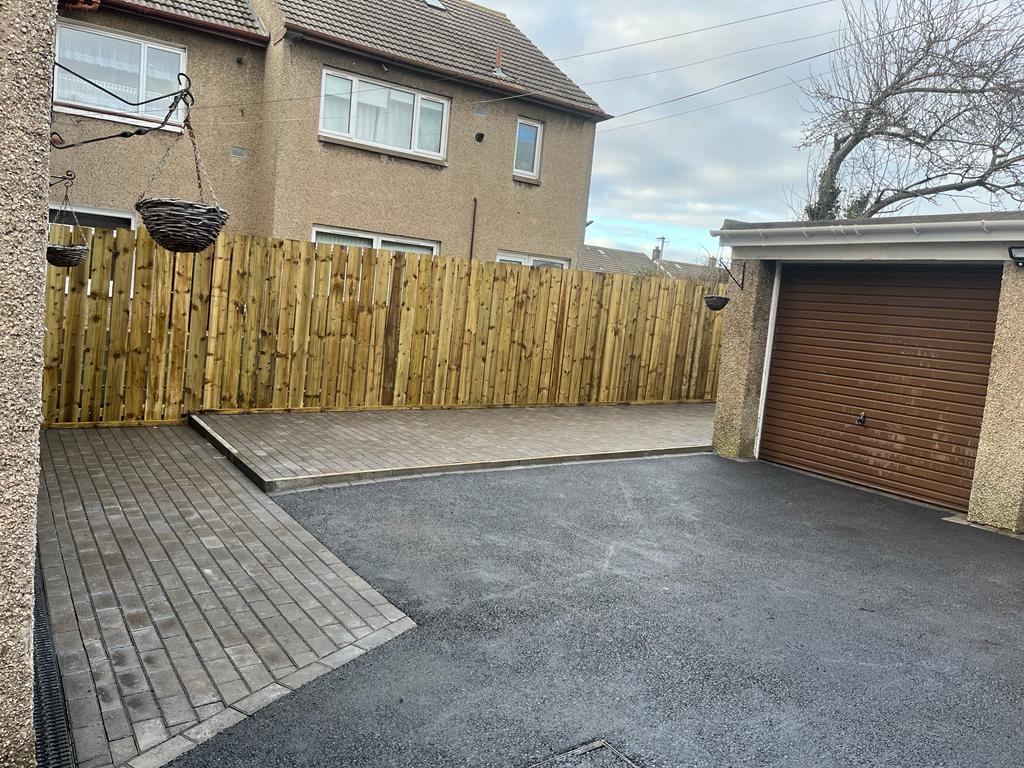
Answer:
top-left (528, 741), bottom-right (641, 767)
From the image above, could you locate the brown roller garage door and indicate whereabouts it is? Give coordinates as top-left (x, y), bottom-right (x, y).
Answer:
top-left (759, 264), bottom-right (1002, 511)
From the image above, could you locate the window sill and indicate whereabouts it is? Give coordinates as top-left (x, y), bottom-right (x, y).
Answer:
top-left (52, 104), bottom-right (183, 133)
top-left (319, 134), bottom-right (448, 167)
top-left (513, 174), bottom-right (541, 187)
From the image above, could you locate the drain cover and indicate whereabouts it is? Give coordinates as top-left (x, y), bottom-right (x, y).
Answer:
top-left (529, 741), bottom-right (641, 767)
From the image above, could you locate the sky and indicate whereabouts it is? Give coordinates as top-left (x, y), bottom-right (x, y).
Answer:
top-left (479, 0), bottom-right (977, 264)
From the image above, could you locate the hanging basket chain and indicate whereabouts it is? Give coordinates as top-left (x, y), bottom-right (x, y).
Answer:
top-left (184, 116), bottom-right (220, 207)
top-left (136, 94), bottom-right (220, 204)
top-left (134, 96), bottom-right (231, 254)
top-left (55, 176), bottom-right (86, 245)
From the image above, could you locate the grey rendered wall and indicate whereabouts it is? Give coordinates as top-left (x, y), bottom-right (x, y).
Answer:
top-left (1, 0), bottom-right (56, 765)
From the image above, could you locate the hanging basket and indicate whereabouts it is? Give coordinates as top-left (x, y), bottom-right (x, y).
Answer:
top-left (135, 198), bottom-right (229, 253)
top-left (136, 114), bottom-right (229, 253)
top-left (704, 295), bottom-right (730, 311)
top-left (47, 172), bottom-right (89, 268)
top-left (46, 244), bottom-right (89, 268)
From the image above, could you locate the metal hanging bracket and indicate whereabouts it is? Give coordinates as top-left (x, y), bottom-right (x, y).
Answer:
top-left (718, 258), bottom-right (746, 290)
top-left (50, 65), bottom-right (194, 150)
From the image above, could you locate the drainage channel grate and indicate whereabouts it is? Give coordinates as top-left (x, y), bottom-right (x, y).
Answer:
top-left (33, 563), bottom-right (76, 768)
top-left (529, 740), bottom-right (642, 767)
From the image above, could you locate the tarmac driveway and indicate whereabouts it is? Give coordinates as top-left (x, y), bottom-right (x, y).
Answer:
top-left (171, 455), bottom-right (1024, 768)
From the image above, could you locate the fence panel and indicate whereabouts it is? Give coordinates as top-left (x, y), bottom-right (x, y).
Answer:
top-left (41, 226), bottom-right (727, 425)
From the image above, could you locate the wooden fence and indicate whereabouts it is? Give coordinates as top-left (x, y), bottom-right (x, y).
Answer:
top-left (42, 226), bottom-right (726, 426)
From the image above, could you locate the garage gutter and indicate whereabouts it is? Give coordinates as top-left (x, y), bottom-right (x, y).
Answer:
top-left (711, 217), bottom-right (1024, 250)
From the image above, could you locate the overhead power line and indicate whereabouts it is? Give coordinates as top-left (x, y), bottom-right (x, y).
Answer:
top-left (467, 29), bottom-right (840, 107)
top-left (550, 0), bottom-right (837, 61)
top-left (599, 0), bottom-right (1005, 124)
top-left (611, 48), bottom-right (834, 120)
top-left (597, 73), bottom-right (829, 134)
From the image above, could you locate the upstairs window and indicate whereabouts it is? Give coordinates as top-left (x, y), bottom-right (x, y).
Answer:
top-left (320, 70), bottom-right (450, 160)
top-left (54, 22), bottom-right (185, 124)
top-left (514, 118), bottom-right (543, 179)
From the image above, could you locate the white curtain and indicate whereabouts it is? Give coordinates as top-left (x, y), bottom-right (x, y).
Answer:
top-left (354, 85), bottom-right (414, 149)
top-left (57, 27), bottom-right (141, 110)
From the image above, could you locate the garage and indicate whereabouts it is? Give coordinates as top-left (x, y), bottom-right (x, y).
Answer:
top-left (709, 212), bottom-right (1024, 531)
top-left (758, 264), bottom-right (1002, 511)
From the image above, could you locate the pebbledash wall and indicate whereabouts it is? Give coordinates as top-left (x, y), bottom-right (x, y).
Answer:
top-left (50, 6), bottom-right (598, 264)
top-left (2, 0), bottom-right (56, 765)
top-left (711, 213), bottom-right (1024, 533)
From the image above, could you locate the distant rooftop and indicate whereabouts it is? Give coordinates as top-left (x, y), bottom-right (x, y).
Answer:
top-left (578, 244), bottom-right (656, 275)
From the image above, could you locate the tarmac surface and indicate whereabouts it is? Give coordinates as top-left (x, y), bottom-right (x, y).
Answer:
top-left (170, 455), bottom-right (1024, 767)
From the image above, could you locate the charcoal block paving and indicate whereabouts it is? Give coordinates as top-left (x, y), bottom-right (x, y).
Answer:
top-left (37, 427), bottom-right (413, 768)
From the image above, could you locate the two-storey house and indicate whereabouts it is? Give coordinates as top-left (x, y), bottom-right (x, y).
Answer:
top-left (49, 0), bottom-right (610, 266)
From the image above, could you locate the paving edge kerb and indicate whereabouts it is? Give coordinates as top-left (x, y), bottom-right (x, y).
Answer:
top-left (125, 618), bottom-right (415, 768)
top-left (188, 413), bottom-right (713, 494)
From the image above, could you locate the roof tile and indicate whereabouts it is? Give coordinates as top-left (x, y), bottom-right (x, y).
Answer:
top-left (279, 0), bottom-right (608, 117)
top-left (113, 0), bottom-right (265, 35)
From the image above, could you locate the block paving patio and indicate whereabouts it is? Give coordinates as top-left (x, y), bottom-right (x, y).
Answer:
top-left (37, 426), bottom-right (414, 768)
top-left (192, 403), bottom-right (715, 492)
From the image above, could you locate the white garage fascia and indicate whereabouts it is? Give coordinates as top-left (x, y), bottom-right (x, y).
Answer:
top-left (711, 218), bottom-right (1024, 257)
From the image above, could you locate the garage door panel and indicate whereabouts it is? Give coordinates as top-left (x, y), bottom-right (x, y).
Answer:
top-left (760, 264), bottom-right (1001, 511)
top-left (781, 279), bottom-right (1001, 302)
top-left (771, 327), bottom-right (996, 357)
top-left (765, 393), bottom-right (978, 448)
top-left (780, 295), bottom-right (999, 321)
top-left (760, 414), bottom-right (979, 475)
top-left (760, 429), bottom-right (977, 490)
top-left (761, 400), bottom-right (981, 453)
top-left (777, 306), bottom-right (998, 335)
top-left (771, 342), bottom-right (994, 382)
top-left (772, 314), bottom-right (996, 344)
top-left (768, 365), bottom-right (991, 409)
top-left (758, 437), bottom-right (974, 510)
top-left (760, 432), bottom-right (976, 495)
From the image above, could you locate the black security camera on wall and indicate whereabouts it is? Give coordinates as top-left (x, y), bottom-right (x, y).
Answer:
top-left (1009, 246), bottom-right (1024, 267)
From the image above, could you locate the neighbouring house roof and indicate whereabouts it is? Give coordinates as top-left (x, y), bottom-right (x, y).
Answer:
top-left (578, 244), bottom-right (658, 275)
top-left (713, 211), bottom-right (1024, 249)
top-left (278, 0), bottom-right (610, 119)
top-left (103, 0), bottom-right (267, 39)
top-left (578, 244), bottom-right (718, 280)
top-left (657, 259), bottom-right (717, 281)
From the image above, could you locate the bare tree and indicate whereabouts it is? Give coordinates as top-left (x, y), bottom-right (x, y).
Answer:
top-left (799, 0), bottom-right (1024, 220)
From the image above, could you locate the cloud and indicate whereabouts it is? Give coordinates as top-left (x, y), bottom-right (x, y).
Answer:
top-left (482, 0), bottom-right (845, 258)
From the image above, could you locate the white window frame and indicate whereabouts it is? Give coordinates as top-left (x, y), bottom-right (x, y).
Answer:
top-left (497, 251), bottom-right (567, 269)
top-left (318, 68), bottom-right (451, 161)
top-left (48, 203), bottom-right (135, 230)
top-left (53, 20), bottom-right (187, 130)
top-left (313, 226), bottom-right (439, 255)
top-left (513, 118), bottom-right (544, 179)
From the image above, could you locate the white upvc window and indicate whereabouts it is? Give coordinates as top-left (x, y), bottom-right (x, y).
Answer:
top-left (49, 204), bottom-right (135, 231)
top-left (313, 226), bottom-right (439, 255)
top-left (513, 118), bottom-right (544, 179)
top-left (497, 251), bottom-right (567, 269)
top-left (319, 69), bottom-right (450, 160)
top-left (54, 21), bottom-right (186, 125)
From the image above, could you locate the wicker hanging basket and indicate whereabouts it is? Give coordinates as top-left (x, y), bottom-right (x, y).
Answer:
top-left (704, 295), bottom-right (730, 311)
top-left (136, 114), bottom-right (229, 253)
top-left (47, 174), bottom-right (89, 267)
top-left (135, 199), bottom-right (229, 253)
top-left (47, 244), bottom-right (89, 268)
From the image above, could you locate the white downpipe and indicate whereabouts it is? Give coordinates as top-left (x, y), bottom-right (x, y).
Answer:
top-left (753, 264), bottom-right (782, 459)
